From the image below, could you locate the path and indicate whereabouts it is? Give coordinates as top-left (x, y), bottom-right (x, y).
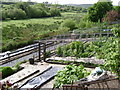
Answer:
top-left (47, 56), bottom-right (104, 64)
top-left (0, 62), bottom-right (65, 88)
top-left (1, 43), bottom-right (66, 67)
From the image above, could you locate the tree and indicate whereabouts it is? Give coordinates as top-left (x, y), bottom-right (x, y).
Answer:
top-left (50, 8), bottom-right (61, 16)
top-left (7, 8), bottom-right (26, 20)
top-left (1, 10), bottom-right (7, 20)
top-left (102, 10), bottom-right (119, 22)
top-left (88, 1), bottom-right (113, 22)
top-left (114, 6), bottom-right (120, 14)
top-left (30, 6), bottom-right (48, 18)
top-left (16, 2), bottom-right (32, 18)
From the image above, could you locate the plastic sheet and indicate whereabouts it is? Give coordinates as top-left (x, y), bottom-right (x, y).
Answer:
top-left (21, 66), bottom-right (62, 89)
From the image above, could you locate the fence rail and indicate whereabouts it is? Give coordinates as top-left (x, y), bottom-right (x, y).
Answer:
top-left (0, 33), bottom-right (113, 65)
top-left (0, 41), bottom-right (59, 65)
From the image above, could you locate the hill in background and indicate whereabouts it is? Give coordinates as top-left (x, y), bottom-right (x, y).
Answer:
top-left (65, 4), bottom-right (93, 8)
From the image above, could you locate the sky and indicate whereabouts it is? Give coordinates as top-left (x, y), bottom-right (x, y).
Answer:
top-left (23, 0), bottom-right (120, 5)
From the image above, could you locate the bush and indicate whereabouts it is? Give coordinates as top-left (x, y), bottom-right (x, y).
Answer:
top-left (0, 67), bottom-right (14, 78)
top-left (61, 19), bottom-right (76, 30)
top-left (16, 2), bottom-right (32, 18)
top-left (102, 10), bottom-right (119, 22)
top-left (50, 8), bottom-right (61, 16)
top-left (1, 10), bottom-right (7, 20)
top-left (13, 8), bottom-right (26, 20)
top-left (79, 21), bottom-right (86, 28)
top-left (6, 8), bottom-right (26, 20)
top-left (30, 6), bottom-right (48, 18)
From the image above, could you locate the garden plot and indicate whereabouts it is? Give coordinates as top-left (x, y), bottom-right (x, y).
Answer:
top-left (0, 62), bottom-right (65, 89)
top-left (21, 66), bottom-right (62, 89)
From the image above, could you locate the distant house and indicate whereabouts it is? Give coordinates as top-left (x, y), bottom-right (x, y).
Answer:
top-left (118, 1), bottom-right (120, 6)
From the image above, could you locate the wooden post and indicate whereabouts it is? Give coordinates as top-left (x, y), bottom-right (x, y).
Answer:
top-left (43, 42), bottom-right (46, 62)
top-left (0, 72), bottom-right (2, 80)
top-left (118, 79), bottom-right (120, 89)
top-left (7, 52), bottom-right (10, 62)
top-left (39, 42), bottom-right (41, 62)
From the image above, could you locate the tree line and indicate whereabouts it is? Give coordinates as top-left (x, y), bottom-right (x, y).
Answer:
top-left (1, 2), bottom-right (61, 20)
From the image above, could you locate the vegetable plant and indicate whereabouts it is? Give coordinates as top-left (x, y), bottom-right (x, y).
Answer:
top-left (53, 64), bottom-right (90, 88)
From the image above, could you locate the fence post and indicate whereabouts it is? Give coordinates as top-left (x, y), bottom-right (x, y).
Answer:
top-left (7, 52), bottom-right (11, 63)
top-left (39, 42), bottom-right (41, 62)
top-left (0, 72), bottom-right (2, 80)
top-left (118, 79), bottom-right (120, 89)
top-left (43, 42), bottom-right (46, 62)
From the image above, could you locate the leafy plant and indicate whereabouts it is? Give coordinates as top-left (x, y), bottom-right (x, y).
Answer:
top-left (45, 51), bottom-right (51, 58)
top-left (56, 46), bottom-right (63, 57)
top-left (53, 64), bottom-right (90, 88)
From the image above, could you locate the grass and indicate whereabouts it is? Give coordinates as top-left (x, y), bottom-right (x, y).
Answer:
top-left (1, 12), bottom-right (86, 51)
top-left (61, 12), bottom-right (86, 17)
top-left (2, 12), bottom-right (86, 27)
top-left (2, 17), bottom-right (64, 27)
top-left (61, 12), bottom-right (86, 20)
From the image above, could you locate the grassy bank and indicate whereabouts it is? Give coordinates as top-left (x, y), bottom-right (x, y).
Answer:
top-left (1, 12), bottom-right (86, 52)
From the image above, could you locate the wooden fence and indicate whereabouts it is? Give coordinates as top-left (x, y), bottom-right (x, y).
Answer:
top-left (0, 41), bottom-right (59, 65)
top-left (0, 32), bottom-right (113, 65)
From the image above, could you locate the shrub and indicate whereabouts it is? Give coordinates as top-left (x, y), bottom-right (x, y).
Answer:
top-left (0, 67), bottom-right (14, 78)
top-left (30, 6), bottom-right (48, 18)
top-left (79, 21), bottom-right (86, 28)
top-left (61, 19), bottom-right (76, 30)
top-left (1, 10), bottom-right (7, 20)
top-left (50, 8), bottom-right (61, 16)
top-left (13, 8), bottom-right (26, 20)
top-left (102, 10), bottom-right (119, 23)
top-left (6, 8), bottom-right (26, 20)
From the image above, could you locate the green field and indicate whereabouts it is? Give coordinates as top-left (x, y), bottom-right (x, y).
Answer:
top-left (2, 12), bottom-right (85, 27)
top-left (2, 17), bottom-right (63, 27)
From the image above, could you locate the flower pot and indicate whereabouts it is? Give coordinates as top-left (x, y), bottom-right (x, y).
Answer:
top-left (29, 58), bottom-right (34, 64)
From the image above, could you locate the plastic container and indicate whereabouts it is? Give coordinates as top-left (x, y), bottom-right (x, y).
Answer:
top-left (29, 58), bottom-right (34, 64)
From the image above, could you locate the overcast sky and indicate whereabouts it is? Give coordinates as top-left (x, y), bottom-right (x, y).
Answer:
top-left (23, 0), bottom-right (120, 5)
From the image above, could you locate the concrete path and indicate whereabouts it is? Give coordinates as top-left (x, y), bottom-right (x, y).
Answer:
top-left (47, 56), bottom-right (104, 64)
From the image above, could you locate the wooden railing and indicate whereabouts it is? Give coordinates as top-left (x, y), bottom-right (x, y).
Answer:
top-left (0, 32), bottom-right (113, 65)
top-left (0, 41), bottom-right (59, 65)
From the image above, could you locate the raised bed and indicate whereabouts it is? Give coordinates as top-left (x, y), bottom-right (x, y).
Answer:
top-left (20, 66), bottom-right (62, 89)
top-left (46, 59), bottom-right (103, 68)
top-left (0, 66), bottom-right (24, 79)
